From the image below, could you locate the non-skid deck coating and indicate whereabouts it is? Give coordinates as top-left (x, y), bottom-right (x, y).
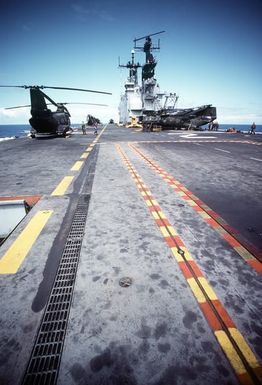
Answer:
top-left (0, 125), bottom-right (261, 385)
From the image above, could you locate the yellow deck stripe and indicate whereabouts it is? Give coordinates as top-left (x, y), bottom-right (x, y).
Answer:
top-left (229, 328), bottom-right (262, 370)
top-left (159, 226), bottom-right (169, 238)
top-left (80, 152), bottom-right (89, 159)
top-left (187, 200), bottom-right (198, 207)
top-left (71, 161), bottom-right (84, 171)
top-left (215, 330), bottom-right (250, 376)
top-left (199, 211), bottom-right (211, 219)
top-left (0, 210), bottom-right (53, 274)
top-left (187, 276), bottom-right (217, 302)
top-left (180, 247), bottom-right (194, 261)
top-left (198, 277), bottom-right (218, 300)
top-left (151, 199), bottom-right (158, 206)
top-left (171, 246), bottom-right (195, 262)
top-left (167, 226), bottom-right (177, 236)
top-left (152, 211), bottom-right (160, 219)
top-left (171, 247), bottom-right (185, 262)
top-left (187, 277), bottom-right (206, 303)
top-left (51, 176), bottom-right (74, 196)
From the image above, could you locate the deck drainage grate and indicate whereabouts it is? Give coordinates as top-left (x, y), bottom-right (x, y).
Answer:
top-left (22, 195), bottom-right (90, 385)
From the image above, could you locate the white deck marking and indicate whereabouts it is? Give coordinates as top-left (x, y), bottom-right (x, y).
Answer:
top-left (180, 134), bottom-right (217, 139)
top-left (179, 134), bottom-right (197, 138)
top-left (214, 148), bottom-right (231, 153)
top-left (250, 157), bottom-right (262, 162)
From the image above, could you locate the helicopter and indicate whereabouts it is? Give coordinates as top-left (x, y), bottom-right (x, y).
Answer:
top-left (0, 85), bottom-right (112, 138)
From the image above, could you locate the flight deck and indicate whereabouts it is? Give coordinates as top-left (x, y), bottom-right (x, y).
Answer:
top-left (0, 125), bottom-right (261, 385)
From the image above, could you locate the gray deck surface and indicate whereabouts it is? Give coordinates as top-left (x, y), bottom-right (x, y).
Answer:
top-left (0, 125), bottom-right (261, 385)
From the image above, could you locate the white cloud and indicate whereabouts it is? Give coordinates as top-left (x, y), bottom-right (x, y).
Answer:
top-left (69, 104), bottom-right (118, 123)
top-left (0, 108), bottom-right (29, 124)
top-left (217, 106), bottom-right (262, 124)
top-left (22, 24), bottom-right (31, 32)
top-left (71, 3), bottom-right (114, 23)
top-left (71, 3), bottom-right (90, 15)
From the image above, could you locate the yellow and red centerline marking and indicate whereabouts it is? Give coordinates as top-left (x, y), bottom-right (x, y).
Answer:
top-left (116, 144), bottom-right (262, 385)
top-left (129, 143), bottom-right (262, 275)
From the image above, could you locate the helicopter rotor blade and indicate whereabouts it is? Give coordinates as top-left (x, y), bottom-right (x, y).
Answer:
top-left (0, 85), bottom-right (26, 88)
top-left (0, 85), bottom-right (112, 95)
top-left (4, 102), bottom-right (108, 110)
top-left (4, 104), bottom-right (31, 110)
top-left (41, 86), bottom-right (112, 95)
top-left (61, 102), bottom-right (109, 106)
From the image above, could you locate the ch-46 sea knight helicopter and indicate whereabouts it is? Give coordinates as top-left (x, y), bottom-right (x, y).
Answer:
top-left (0, 85), bottom-right (111, 138)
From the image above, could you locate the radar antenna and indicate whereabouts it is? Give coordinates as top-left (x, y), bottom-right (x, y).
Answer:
top-left (133, 30), bottom-right (165, 54)
top-left (132, 31), bottom-right (165, 81)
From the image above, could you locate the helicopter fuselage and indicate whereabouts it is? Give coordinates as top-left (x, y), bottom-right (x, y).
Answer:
top-left (29, 109), bottom-right (71, 138)
top-left (29, 88), bottom-right (71, 138)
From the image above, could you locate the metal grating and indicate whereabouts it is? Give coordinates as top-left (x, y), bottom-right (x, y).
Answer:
top-left (22, 195), bottom-right (90, 385)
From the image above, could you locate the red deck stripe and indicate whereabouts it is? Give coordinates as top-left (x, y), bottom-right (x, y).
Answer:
top-left (165, 237), bottom-right (177, 248)
top-left (173, 236), bottom-right (184, 247)
top-left (143, 195), bottom-right (153, 201)
top-left (208, 210), bottom-right (220, 218)
top-left (188, 260), bottom-right (204, 278)
top-left (155, 218), bottom-right (171, 226)
top-left (192, 206), bottom-right (202, 212)
top-left (212, 299), bottom-right (236, 329)
top-left (223, 233), bottom-right (241, 248)
top-left (247, 260), bottom-right (262, 275)
top-left (206, 218), bottom-right (220, 228)
top-left (178, 261), bottom-right (193, 279)
top-left (149, 205), bottom-right (161, 212)
top-left (200, 302), bottom-right (222, 330)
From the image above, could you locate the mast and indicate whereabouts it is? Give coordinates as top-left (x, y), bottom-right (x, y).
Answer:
top-left (118, 50), bottom-right (141, 84)
top-left (133, 31), bottom-right (165, 82)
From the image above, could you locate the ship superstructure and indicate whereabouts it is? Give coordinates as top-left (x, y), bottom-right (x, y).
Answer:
top-left (118, 50), bottom-right (142, 124)
top-left (119, 31), bottom-right (216, 130)
top-left (133, 32), bottom-right (166, 119)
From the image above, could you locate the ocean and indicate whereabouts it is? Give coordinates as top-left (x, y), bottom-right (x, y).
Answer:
top-left (0, 124), bottom-right (79, 141)
top-left (0, 123), bottom-right (261, 141)
top-left (0, 124), bottom-right (31, 141)
top-left (203, 123), bottom-right (262, 134)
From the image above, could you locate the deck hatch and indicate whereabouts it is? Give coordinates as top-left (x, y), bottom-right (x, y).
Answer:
top-left (0, 196), bottom-right (41, 246)
top-left (22, 195), bottom-right (90, 385)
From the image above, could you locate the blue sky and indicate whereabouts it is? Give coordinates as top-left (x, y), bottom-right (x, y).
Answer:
top-left (0, 0), bottom-right (261, 124)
